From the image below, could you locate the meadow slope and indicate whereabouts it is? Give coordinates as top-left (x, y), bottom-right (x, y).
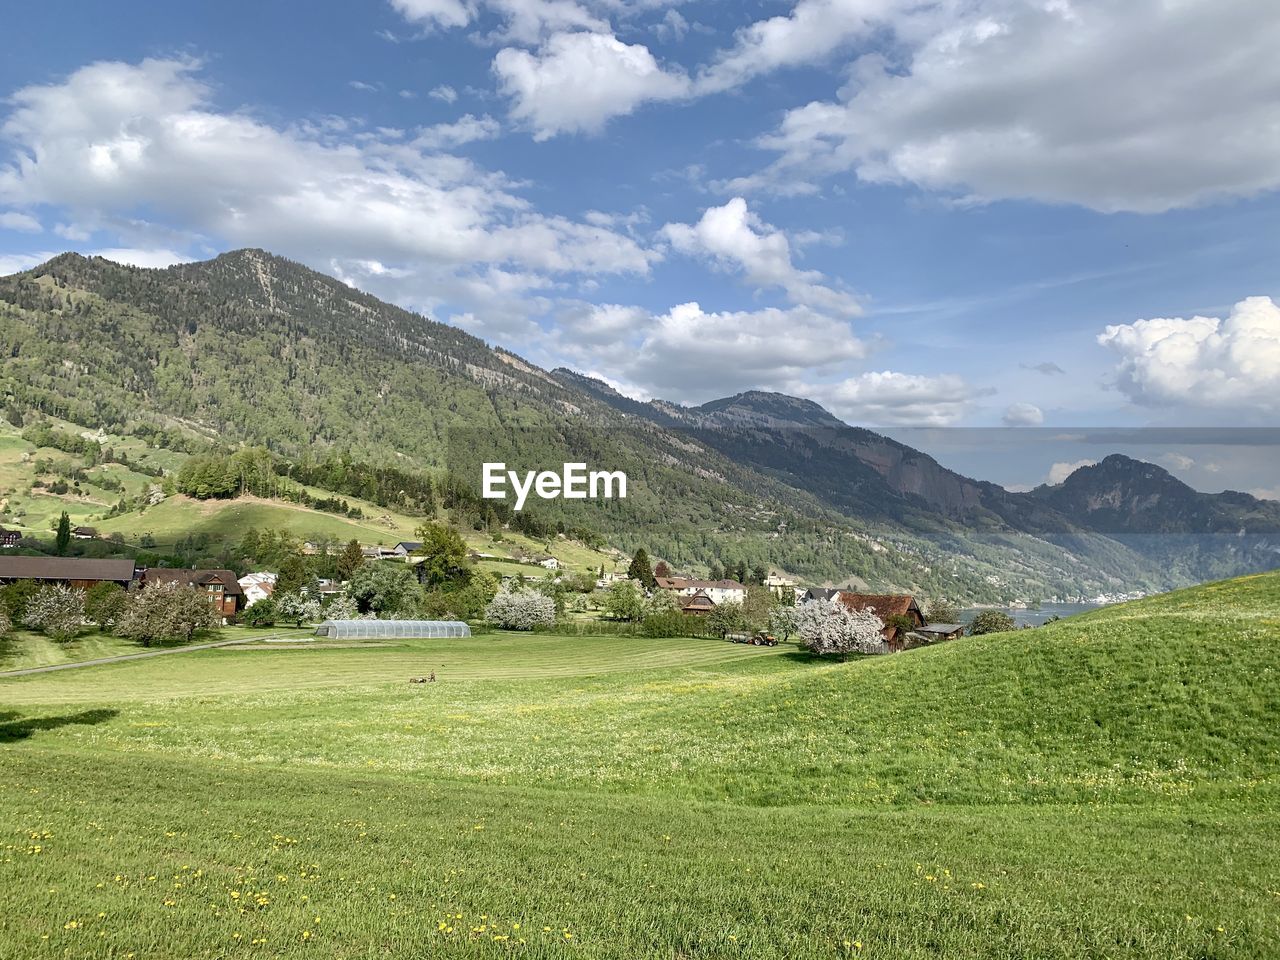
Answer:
top-left (1, 573), bottom-right (1278, 958)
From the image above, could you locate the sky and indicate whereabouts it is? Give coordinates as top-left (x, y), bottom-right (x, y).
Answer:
top-left (0, 0), bottom-right (1278, 494)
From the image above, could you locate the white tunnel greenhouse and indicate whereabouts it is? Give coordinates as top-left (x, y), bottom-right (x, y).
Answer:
top-left (314, 620), bottom-right (472, 639)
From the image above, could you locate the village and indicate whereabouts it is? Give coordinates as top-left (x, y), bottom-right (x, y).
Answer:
top-left (0, 516), bottom-right (981, 661)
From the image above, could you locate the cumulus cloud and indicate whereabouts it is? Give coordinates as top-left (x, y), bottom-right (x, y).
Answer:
top-left (92, 247), bottom-right (193, 268)
top-left (1098, 296), bottom-right (1280, 411)
top-left (410, 114), bottom-right (502, 149)
top-left (392, 0), bottom-right (609, 43)
top-left (493, 31), bottom-right (689, 138)
top-left (802, 371), bottom-right (991, 427)
top-left (661, 198), bottom-right (859, 316)
top-left (1047, 459), bottom-right (1097, 485)
top-left (0, 58), bottom-right (654, 305)
top-left (552, 300), bottom-right (868, 400)
top-left (743, 0), bottom-right (1280, 212)
top-left (1002, 402), bottom-right (1043, 427)
top-left (429, 84), bottom-right (459, 103)
top-left (0, 211), bottom-right (42, 232)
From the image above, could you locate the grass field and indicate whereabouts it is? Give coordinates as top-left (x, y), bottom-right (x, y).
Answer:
top-left (0, 625), bottom-right (313, 673)
top-left (1, 574), bottom-right (1278, 957)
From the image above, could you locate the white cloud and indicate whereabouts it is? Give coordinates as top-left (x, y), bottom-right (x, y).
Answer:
top-left (389, 0), bottom-right (473, 29)
top-left (349, 80), bottom-right (381, 93)
top-left (800, 371), bottom-right (990, 427)
top-left (1002, 402), bottom-right (1043, 427)
top-left (1047, 459), bottom-right (1096, 485)
top-left (91, 247), bottom-right (193, 268)
top-left (493, 31), bottom-right (689, 139)
top-left (411, 114), bottom-right (501, 149)
top-left (0, 211), bottom-right (42, 232)
top-left (661, 198), bottom-right (859, 316)
top-left (0, 250), bottom-right (57, 275)
top-left (0, 58), bottom-right (654, 288)
top-left (553, 300), bottom-right (868, 400)
top-left (696, 0), bottom-right (900, 95)
top-left (429, 84), bottom-right (458, 103)
top-left (744, 0), bottom-right (1280, 212)
top-left (1251, 487), bottom-right (1280, 502)
top-left (1098, 296), bottom-right (1280, 411)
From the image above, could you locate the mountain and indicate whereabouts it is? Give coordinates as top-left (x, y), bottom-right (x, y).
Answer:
top-left (2, 249), bottom-right (1276, 600)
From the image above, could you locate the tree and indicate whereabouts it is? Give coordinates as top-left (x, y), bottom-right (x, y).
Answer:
top-left (275, 553), bottom-right (314, 597)
top-left (768, 603), bottom-right (800, 641)
top-left (117, 581), bottom-right (220, 646)
top-left (969, 610), bottom-right (1016, 635)
top-left (733, 560), bottom-right (749, 584)
top-left (706, 600), bottom-right (748, 638)
top-left (0, 607), bottom-right (11, 637)
top-left (708, 563), bottom-right (724, 582)
top-left (24, 584), bottom-right (85, 643)
top-left (346, 561), bottom-right (420, 616)
top-left (484, 583), bottom-right (556, 630)
top-left (275, 590), bottom-right (322, 627)
top-left (413, 521), bottom-right (471, 587)
top-left (84, 582), bottom-right (128, 630)
top-left (0, 579), bottom-right (40, 624)
top-left (336, 539), bottom-right (365, 581)
top-left (751, 563), bottom-right (768, 586)
top-left (742, 585), bottom-right (776, 632)
top-left (627, 548), bottom-right (655, 589)
top-left (653, 560), bottom-right (671, 579)
top-left (323, 592), bottom-right (361, 621)
top-left (603, 579), bottom-right (645, 622)
top-left (795, 598), bottom-right (884, 660)
top-left (55, 511), bottom-right (71, 555)
top-left (240, 596), bottom-right (278, 627)
top-left (924, 600), bottom-right (961, 624)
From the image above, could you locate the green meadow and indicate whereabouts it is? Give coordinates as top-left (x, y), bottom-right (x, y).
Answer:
top-left (1, 574), bottom-right (1278, 958)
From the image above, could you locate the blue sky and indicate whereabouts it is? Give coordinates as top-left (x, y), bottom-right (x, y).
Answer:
top-left (1, 0), bottom-right (1277, 493)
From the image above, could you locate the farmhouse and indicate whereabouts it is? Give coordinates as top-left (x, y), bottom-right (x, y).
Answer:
top-left (238, 571), bottom-right (277, 607)
top-left (655, 577), bottom-right (747, 605)
top-left (392, 541), bottom-right (423, 557)
top-left (0, 527), bottom-right (20, 549)
top-left (837, 592), bottom-right (925, 650)
top-left (679, 590), bottom-right (717, 615)
top-left (0, 556), bottom-right (137, 589)
top-left (141, 568), bottom-right (244, 618)
top-left (72, 525), bottom-right (98, 540)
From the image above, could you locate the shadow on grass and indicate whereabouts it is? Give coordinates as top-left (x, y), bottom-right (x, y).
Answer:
top-left (0, 708), bottom-right (119, 743)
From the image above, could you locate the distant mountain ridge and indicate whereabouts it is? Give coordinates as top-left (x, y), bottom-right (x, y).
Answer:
top-left (2, 249), bottom-right (1276, 598)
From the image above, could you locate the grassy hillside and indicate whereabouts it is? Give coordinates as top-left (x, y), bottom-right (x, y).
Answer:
top-left (1, 573), bottom-right (1277, 957)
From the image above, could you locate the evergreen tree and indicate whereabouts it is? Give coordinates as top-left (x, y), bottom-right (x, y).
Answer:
top-left (628, 548), bottom-right (655, 589)
top-left (337, 539), bottom-right (365, 581)
top-left (55, 511), bottom-right (71, 555)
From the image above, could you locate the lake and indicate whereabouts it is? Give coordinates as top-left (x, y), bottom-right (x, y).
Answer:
top-left (959, 602), bottom-right (1106, 628)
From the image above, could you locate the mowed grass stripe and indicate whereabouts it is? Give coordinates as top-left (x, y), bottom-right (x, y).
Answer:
top-left (0, 634), bottom-right (789, 704)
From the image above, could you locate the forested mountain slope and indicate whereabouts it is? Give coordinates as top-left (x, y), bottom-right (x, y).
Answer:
top-left (2, 250), bottom-right (1275, 598)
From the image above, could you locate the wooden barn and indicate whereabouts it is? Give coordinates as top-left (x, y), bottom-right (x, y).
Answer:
top-left (0, 556), bottom-right (137, 590)
top-left (836, 593), bottom-right (925, 651)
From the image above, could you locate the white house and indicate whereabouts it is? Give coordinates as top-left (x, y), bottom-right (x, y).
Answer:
top-left (238, 571), bottom-right (277, 607)
top-left (538, 557), bottom-right (562, 570)
top-left (655, 577), bottom-right (747, 605)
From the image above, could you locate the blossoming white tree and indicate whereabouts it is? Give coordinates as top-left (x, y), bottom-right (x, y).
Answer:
top-left (485, 582), bottom-right (556, 630)
top-left (23, 584), bottom-right (85, 643)
top-left (794, 598), bottom-right (885, 659)
top-left (275, 589), bottom-right (323, 627)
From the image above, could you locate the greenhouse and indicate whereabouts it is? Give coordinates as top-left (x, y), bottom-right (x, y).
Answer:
top-left (314, 620), bottom-right (471, 639)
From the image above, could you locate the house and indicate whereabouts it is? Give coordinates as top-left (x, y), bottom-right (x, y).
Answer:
top-left (0, 527), bottom-right (20, 549)
top-left (595, 571), bottom-right (630, 589)
top-left (655, 577), bottom-right (748, 605)
top-left (538, 557), bottom-right (562, 570)
top-left (837, 593), bottom-right (925, 651)
top-left (315, 578), bottom-right (344, 597)
top-left (72, 525), bottom-right (98, 540)
top-left (763, 572), bottom-right (798, 596)
top-left (141, 568), bottom-right (244, 618)
top-left (679, 590), bottom-right (717, 615)
top-left (911, 622), bottom-right (964, 643)
top-left (802, 587), bottom-right (844, 602)
top-left (0, 556), bottom-right (137, 589)
top-left (237, 571), bottom-right (277, 607)
top-left (392, 541), bottom-right (423, 558)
